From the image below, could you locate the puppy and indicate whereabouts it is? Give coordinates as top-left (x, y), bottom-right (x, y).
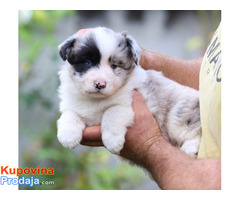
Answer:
top-left (57, 27), bottom-right (201, 157)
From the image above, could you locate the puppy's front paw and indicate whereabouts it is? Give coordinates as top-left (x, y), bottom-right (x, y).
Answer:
top-left (57, 111), bottom-right (85, 149)
top-left (102, 132), bottom-right (125, 155)
top-left (57, 126), bottom-right (83, 149)
top-left (180, 137), bottom-right (200, 158)
top-left (101, 105), bottom-right (134, 154)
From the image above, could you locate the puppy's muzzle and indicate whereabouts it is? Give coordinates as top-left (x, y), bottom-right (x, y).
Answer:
top-left (94, 80), bottom-right (106, 90)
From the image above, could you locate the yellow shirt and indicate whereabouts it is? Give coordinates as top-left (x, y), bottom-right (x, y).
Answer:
top-left (198, 24), bottom-right (221, 159)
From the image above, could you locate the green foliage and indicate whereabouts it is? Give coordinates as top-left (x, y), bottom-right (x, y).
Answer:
top-left (184, 10), bottom-right (221, 55)
top-left (19, 10), bottom-right (146, 190)
top-left (19, 10), bottom-right (75, 81)
top-left (185, 36), bottom-right (204, 52)
top-left (20, 119), bottom-right (145, 190)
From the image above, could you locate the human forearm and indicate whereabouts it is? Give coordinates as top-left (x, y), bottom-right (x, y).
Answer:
top-left (140, 48), bottom-right (202, 90)
top-left (81, 92), bottom-right (221, 190)
top-left (145, 137), bottom-right (221, 190)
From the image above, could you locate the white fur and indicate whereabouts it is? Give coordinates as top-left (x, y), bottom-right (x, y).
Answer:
top-left (57, 27), bottom-right (201, 157)
top-left (58, 64), bottom-right (145, 152)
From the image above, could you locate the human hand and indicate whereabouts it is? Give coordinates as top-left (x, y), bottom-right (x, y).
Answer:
top-left (81, 91), bottom-right (162, 167)
top-left (119, 91), bottom-right (162, 166)
top-left (77, 28), bottom-right (91, 35)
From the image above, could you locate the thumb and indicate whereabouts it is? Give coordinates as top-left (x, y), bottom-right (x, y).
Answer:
top-left (132, 91), bottom-right (149, 112)
top-left (77, 28), bottom-right (91, 35)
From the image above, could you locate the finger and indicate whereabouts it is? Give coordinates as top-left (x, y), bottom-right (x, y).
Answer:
top-left (132, 91), bottom-right (148, 111)
top-left (80, 140), bottom-right (104, 147)
top-left (82, 126), bottom-right (102, 141)
top-left (77, 28), bottom-right (91, 35)
top-left (81, 126), bottom-right (103, 147)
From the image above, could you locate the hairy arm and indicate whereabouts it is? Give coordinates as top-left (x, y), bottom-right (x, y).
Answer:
top-left (145, 136), bottom-right (221, 190)
top-left (82, 92), bottom-right (221, 190)
top-left (120, 92), bottom-right (221, 190)
top-left (140, 48), bottom-right (202, 90)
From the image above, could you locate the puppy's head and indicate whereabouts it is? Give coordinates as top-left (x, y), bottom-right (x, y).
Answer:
top-left (58, 27), bottom-right (141, 98)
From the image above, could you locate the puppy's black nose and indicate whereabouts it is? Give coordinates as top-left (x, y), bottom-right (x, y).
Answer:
top-left (94, 80), bottom-right (106, 90)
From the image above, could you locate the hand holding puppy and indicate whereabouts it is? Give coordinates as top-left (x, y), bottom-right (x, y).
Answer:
top-left (58, 27), bottom-right (200, 157)
top-left (77, 28), bottom-right (91, 35)
top-left (81, 91), bottom-right (162, 167)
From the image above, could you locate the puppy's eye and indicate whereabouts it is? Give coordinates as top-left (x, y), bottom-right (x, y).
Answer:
top-left (84, 60), bottom-right (92, 66)
top-left (111, 64), bottom-right (117, 69)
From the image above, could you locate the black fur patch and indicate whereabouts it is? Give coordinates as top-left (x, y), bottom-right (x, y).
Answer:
top-left (59, 37), bottom-right (76, 61)
top-left (68, 37), bottom-right (101, 75)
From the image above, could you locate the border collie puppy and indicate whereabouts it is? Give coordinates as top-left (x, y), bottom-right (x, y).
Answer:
top-left (57, 27), bottom-right (201, 157)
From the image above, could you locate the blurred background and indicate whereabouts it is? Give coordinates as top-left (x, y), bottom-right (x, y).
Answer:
top-left (19, 10), bottom-right (221, 190)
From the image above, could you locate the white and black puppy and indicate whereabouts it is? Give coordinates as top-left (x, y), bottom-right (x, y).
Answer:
top-left (57, 27), bottom-right (201, 157)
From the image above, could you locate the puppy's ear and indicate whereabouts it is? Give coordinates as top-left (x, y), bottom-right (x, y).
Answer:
top-left (122, 31), bottom-right (141, 65)
top-left (58, 37), bottom-right (76, 61)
